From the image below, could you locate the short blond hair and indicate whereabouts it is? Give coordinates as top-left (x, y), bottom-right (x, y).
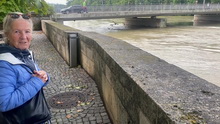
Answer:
top-left (3, 12), bottom-right (33, 44)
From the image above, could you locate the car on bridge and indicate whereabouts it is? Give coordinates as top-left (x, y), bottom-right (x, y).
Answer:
top-left (61, 5), bottom-right (84, 14)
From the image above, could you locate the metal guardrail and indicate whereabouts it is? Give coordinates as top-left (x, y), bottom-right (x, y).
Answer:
top-left (86, 4), bottom-right (220, 12)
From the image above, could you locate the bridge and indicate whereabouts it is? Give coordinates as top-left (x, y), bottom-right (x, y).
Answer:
top-left (52, 4), bottom-right (220, 21)
top-left (51, 4), bottom-right (220, 27)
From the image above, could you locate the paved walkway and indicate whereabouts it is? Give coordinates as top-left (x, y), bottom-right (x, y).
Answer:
top-left (31, 31), bottom-right (112, 124)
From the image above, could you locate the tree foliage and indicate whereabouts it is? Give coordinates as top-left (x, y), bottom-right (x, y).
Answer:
top-left (0, 0), bottom-right (54, 23)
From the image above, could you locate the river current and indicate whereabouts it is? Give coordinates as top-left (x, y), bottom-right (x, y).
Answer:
top-left (64, 18), bottom-right (220, 87)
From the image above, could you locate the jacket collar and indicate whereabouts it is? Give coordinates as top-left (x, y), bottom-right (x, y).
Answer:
top-left (0, 52), bottom-right (24, 65)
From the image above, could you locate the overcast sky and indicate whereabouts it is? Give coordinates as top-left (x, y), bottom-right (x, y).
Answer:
top-left (44, 0), bottom-right (67, 5)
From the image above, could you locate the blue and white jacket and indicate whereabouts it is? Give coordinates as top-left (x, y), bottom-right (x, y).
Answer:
top-left (0, 44), bottom-right (49, 112)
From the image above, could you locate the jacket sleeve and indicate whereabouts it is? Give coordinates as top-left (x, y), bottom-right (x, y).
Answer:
top-left (0, 61), bottom-right (45, 112)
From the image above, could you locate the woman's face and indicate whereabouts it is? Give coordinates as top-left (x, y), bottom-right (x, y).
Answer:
top-left (7, 19), bottom-right (32, 50)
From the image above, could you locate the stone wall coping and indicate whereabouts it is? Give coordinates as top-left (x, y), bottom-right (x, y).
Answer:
top-left (42, 20), bottom-right (220, 123)
top-left (42, 20), bottom-right (79, 32)
top-left (79, 31), bottom-right (220, 123)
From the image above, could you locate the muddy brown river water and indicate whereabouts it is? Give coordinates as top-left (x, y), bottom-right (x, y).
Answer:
top-left (64, 18), bottom-right (220, 87)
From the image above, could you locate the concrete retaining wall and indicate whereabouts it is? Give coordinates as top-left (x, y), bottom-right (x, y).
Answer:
top-left (32, 16), bottom-right (50, 30)
top-left (41, 20), bottom-right (80, 66)
top-left (41, 20), bottom-right (220, 124)
top-left (125, 17), bottom-right (167, 28)
top-left (194, 14), bottom-right (220, 26)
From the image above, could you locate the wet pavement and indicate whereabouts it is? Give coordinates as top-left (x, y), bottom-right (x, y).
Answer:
top-left (31, 31), bottom-right (112, 124)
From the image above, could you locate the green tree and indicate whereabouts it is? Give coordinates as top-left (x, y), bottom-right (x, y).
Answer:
top-left (0, 0), bottom-right (54, 23)
top-left (210, 0), bottom-right (220, 3)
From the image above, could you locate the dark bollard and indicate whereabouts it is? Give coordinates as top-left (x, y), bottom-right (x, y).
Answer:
top-left (68, 33), bottom-right (79, 67)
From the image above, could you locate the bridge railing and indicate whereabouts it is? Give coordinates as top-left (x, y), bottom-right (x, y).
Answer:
top-left (87, 4), bottom-right (220, 12)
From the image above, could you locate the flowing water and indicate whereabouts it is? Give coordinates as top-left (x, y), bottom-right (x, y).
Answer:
top-left (64, 16), bottom-right (220, 87)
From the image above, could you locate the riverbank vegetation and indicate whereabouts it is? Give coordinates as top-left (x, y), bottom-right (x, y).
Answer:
top-left (0, 0), bottom-right (53, 24)
top-left (162, 16), bottom-right (194, 26)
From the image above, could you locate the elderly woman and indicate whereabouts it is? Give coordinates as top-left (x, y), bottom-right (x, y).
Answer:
top-left (0, 12), bottom-right (51, 124)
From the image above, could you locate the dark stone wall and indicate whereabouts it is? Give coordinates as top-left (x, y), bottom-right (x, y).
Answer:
top-left (125, 17), bottom-right (167, 28)
top-left (32, 16), bottom-right (50, 30)
top-left (194, 14), bottom-right (220, 26)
